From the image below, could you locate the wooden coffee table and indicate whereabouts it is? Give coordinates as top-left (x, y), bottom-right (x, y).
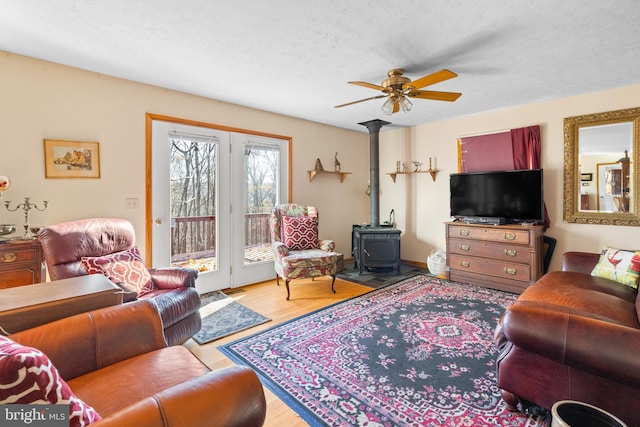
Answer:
top-left (0, 274), bottom-right (123, 334)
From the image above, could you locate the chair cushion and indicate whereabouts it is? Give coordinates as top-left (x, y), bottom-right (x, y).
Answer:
top-left (281, 250), bottom-right (337, 269)
top-left (81, 246), bottom-right (154, 296)
top-left (67, 346), bottom-right (209, 417)
top-left (591, 247), bottom-right (640, 289)
top-left (0, 336), bottom-right (102, 427)
top-left (279, 250), bottom-right (338, 280)
top-left (518, 271), bottom-right (639, 327)
top-left (281, 215), bottom-right (318, 250)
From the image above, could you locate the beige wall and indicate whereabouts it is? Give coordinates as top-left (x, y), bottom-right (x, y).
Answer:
top-left (0, 52), bottom-right (369, 259)
top-left (3, 51), bottom-right (640, 275)
top-left (379, 84), bottom-right (640, 271)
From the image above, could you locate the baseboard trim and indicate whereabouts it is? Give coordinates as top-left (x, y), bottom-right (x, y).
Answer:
top-left (342, 257), bottom-right (427, 270)
top-left (402, 259), bottom-right (427, 269)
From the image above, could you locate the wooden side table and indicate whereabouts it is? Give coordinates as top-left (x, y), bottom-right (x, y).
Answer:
top-left (0, 274), bottom-right (123, 334)
top-left (0, 238), bottom-right (43, 289)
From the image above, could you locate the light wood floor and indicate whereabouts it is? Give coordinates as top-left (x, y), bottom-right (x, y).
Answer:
top-left (183, 277), bottom-right (372, 427)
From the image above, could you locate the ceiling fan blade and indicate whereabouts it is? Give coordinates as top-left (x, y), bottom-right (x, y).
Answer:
top-left (403, 69), bottom-right (458, 90)
top-left (407, 90), bottom-right (462, 102)
top-left (334, 94), bottom-right (387, 108)
top-left (348, 81), bottom-right (386, 91)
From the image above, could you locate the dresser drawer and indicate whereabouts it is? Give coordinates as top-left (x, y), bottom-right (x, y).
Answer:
top-left (0, 268), bottom-right (39, 289)
top-left (0, 240), bottom-right (43, 288)
top-left (0, 247), bottom-right (39, 264)
top-left (448, 225), bottom-right (531, 245)
top-left (448, 238), bottom-right (532, 263)
top-left (449, 254), bottom-right (531, 282)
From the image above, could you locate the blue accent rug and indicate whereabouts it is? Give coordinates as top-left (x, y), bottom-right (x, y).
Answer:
top-left (220, 275), bottom-right (549, 426)
top-left (193, 291), bottom-right (270, 345)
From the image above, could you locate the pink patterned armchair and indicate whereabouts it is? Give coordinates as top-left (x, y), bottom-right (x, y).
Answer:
top-left (270, 204), bottom-right (339, 300)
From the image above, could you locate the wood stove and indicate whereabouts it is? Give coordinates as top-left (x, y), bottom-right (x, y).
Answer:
top-left (352, 225), bottom-right (401, 274)
top-left (351, 119), bottom-right (402, 275)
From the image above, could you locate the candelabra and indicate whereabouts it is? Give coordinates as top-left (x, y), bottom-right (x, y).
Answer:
top-left (5, 197), bottom-right (48, 238)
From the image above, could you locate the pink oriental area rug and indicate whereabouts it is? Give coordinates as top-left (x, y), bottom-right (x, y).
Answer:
top-left (220, 275), bottom-right (548, 426)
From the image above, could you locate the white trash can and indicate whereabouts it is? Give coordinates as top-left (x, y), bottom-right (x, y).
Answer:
top-left (427, 249), bottom-right (447, 278)
top-left (551, 400), bottom-right (627, 427)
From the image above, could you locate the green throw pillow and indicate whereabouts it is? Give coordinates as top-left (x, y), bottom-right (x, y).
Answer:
top-left (591, 247), bottom-right (640, 289)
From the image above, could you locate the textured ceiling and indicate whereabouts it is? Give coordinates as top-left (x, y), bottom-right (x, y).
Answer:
top-left (1, 1), bottom-right (639, 133)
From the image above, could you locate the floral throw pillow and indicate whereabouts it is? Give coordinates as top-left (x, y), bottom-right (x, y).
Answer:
top-left (81, 246), bottom-right (154, 296)
top-left (0, 336), bottom-right (102, 427)
top-left (281, 215), bottom-right (319, 250)
top-left (591, 247), bottom-right (640, 289)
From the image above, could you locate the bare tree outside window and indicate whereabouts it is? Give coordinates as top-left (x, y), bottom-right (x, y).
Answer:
top-left (245, 145), bottom-right (278, 214)
top-left (170, 138), bottom-right (217, 267)
top-left (244, 145), bottom-right (279, 262)
top-left (169, 138), bottom-right (277, 270)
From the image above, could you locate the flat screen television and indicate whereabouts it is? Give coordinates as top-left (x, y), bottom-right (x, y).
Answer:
top-left (449, 169), bottom-right (544, 224)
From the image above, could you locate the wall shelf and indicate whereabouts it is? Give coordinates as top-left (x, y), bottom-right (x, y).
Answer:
top-left (387, 169), bottom-right (438, 183)
top-left (308, 170), bottom-right (352, 183)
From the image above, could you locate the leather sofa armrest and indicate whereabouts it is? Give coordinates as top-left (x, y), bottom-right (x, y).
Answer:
top-left (501, 301), bottom-right (640, 386)
top-left (10, 300), bottom-right (167, 380)
top-left (319, 239), bottom-right (335, 252)
top-left (91, 366), bottom-right (267, 427)
top-left (561, 251), bottom-right (600, 274)
top-left (149, 267), bottom-right (198, 290)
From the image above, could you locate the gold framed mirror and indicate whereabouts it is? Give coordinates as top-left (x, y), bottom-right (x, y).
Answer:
top-left (564, 107), bottom-right (640, 225)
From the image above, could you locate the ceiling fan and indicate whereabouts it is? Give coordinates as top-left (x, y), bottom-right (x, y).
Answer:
top-left (335, 68), bottom-right (462, 115)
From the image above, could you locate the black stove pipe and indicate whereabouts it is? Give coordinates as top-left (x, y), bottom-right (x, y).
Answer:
top-left (359, 119), bottom-right (390, 228)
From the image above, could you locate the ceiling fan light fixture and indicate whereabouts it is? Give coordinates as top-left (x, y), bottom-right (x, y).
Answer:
top-left (399, 96), bottom-right (413, 113)
top-left (380, 97), bottom-right (395, 115)
top-left (338, 68), bottom-right (461, 113)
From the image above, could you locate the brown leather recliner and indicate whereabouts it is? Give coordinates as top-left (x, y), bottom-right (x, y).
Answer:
top-left (38, 218), bottom-right (201, 346)
top-left (8, 299), bottom-right (266, 427)
top-left (494, 251), bottom-right (640, 426)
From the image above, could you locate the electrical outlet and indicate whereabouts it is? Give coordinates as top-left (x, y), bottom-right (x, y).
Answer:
top-left (125, 198), bottom-right (139, 209)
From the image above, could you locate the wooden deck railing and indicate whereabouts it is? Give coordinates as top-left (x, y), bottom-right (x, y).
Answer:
top-left (171, 213), bottom-right (271, 258)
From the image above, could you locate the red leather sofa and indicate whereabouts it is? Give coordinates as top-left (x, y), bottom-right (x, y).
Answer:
top-left (494, 251), bottom-right (639, 426)
top-left (4, 299), bottom-right (266, 426)
top-left (38, 218), bottom-right (201, 346)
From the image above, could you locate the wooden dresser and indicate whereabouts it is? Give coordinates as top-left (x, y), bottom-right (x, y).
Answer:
top-left (0, 239), bottom-right (43, 289)
top-left (446, 222), bottom-right (544, 294)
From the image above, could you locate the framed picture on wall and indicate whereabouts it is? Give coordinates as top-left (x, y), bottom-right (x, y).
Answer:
top-left (44, 139), bottom-right (100, 179)
top-left (580, 173), bottom-right (593, 182)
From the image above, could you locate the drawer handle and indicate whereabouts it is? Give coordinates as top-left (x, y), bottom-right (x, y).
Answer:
top-left (459, 230), bottom-right (469, 236)
top-left (1, 252), bottom-right (17, 263)
top-left (504, 267), bottom-right (517, 275)
top-left (504, 233), bottom-right (516, 241)
top-left (459, 260), bottom-right (470, 268)
top-left (504, 249), bottom-right (517, 257)
top-left (459, 244), bottom-right (470, 251)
